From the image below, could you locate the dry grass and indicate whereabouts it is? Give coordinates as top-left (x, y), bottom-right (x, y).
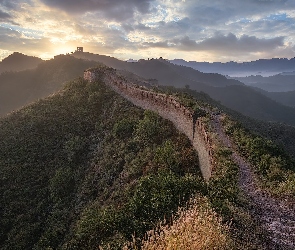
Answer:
top-left (125, 196), bottom-right (230, 250)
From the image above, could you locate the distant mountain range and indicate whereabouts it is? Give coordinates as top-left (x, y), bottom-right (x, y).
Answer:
top-left (72, 51), bottom-right (295, 126)
top-left (2, 51), bottom-right (295, 126)
top-left (170, 58), bottom-right (295, 77)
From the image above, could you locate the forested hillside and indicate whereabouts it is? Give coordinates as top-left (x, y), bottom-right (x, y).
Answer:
top-left (1, 71), bottom-right (295, 249)
top-left (0, 57), bottom-right (295, 250)
top-left (0, 77), bottom-right (207, 249)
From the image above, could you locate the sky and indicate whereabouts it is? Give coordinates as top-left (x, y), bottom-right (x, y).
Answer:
top-left (1, 0), bottom-right (295, 62)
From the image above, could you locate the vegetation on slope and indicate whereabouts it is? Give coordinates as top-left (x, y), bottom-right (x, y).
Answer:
top-left (265, 90), bottom-right (295, 108)
top-left (138, 196), bottom-right (229, 250)
top-left (169, 86), bottom-right (295, 158)
top-left (223, 115), bottom-right (295, 198)
top-left (1, 69), bottom-right (294, 249)
top-left (147, 86), bottom-right (294, 249)
top-left (164, 85), bottom-right (295, 197)
top-left (0, 77), bottom-right (206, 249)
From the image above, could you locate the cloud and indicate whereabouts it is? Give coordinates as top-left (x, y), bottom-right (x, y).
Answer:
top-left (0, 26), bottom-right (51, 53)
top-left (121, 23), bottom-right (152, 33)
top-left (246, 17), bottom-right (293, 31)
top-left (0, 0), bottom-right (16, 9)
top-left (0, 0), bottom-right (34, 10)
top-left (196, 33), bottom-right (285, 52)
top-left (0, 8), bottom-right (19, 24)
top-left (1, 0), bottom-right (295, 62)
top-left (40, 0), bottom-right (155, 21)
top-left (0, 27), bottom-right (20, 42)
top-left (0, 9), bottom-right (10, 19)
top-left (181, 0), bottom-right (295, 29)
top-left (142, 33), bottom-right (285, 54)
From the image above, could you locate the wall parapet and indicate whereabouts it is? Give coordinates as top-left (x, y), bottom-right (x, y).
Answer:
top-left (84, 67), bottom-right (214, 180)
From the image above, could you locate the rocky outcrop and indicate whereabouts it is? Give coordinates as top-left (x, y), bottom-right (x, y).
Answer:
top-left (84, 67), bottom-right (214, 180)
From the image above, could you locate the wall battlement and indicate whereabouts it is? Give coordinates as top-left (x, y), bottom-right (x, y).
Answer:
top-left (84, 67), bottom-right (214, 180)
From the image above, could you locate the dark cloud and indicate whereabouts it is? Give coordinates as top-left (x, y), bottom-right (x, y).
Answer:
top-left (0, 0), bottom-right (16, 9)
top-left (0, 0), bottom-right (34, 9)
top-left (0, 9), bottom-right (19, 24)
top-left (243, 19), bottom-right (292, 34)
top-left (158, 18), bottom-right (192, 34)
top-left (196, 33), bottom-right (285, 52)
top-left (122, 23), bottom-right (151, 33)
top-left (133, 18), bottom-right (195, 44)
top-left (253, 0), bottom-right (287, 4)
top-left (0, 27), bottom-right (20, 40)
top-left (142, 33), bottom-right (285, 53)
top-left (0, 9), bottom-right (10, 19)
top-left (183, 0), bottom-right (295, 28)
top-left (40, 0), bottom-right (155, 21)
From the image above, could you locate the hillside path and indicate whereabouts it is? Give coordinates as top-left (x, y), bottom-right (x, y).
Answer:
top-left (211, 114), bottom-right (295, 249)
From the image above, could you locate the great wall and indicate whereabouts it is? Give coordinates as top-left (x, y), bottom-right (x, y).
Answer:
top-left (83, 66), bottom-right (295, 248)
top-left (84, 66), bottom-right (214, 180)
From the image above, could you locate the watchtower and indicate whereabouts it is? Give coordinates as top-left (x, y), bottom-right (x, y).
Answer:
top-left (76, 47), bottom-right (83, 52)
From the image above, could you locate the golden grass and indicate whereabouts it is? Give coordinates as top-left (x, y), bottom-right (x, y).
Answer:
top-left (125, 196), bottom-right (230, 250)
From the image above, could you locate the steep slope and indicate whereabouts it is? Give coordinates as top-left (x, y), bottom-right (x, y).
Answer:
top-left (262, 90), bottom-right (295, 108)
top-left (207, 84), bottom-right (295, 126)
top-left (0, 77), bottom-right (206, 249)
top-left (0, 52), bottom-right (43, 73)
top-left (161, 86), bottom-right (295, 158)
top-left (0, 55), bottom-right (100, 117)
top-left (237, 85), bottom-right (295, 109)
top-left (88, 66), bottom-right (295, 249)
top-left (85, 67), bottom-right (213, 180)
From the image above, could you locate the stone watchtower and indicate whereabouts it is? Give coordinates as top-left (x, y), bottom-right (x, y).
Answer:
top-left (76, 47), bottom-right (83, 52)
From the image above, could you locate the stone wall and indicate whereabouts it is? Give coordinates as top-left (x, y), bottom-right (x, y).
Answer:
top-left (84, 67), bottom-right (213, 180)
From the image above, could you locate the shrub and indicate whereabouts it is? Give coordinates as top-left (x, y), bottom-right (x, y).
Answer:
top-left (129, 196), bottom-right (230, 250)
top-left (113, 118), bottom-right (136, 139)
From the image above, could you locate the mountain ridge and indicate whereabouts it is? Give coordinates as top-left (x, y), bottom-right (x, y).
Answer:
top-left (0, 52), bottom-right (43, 74)
top-left (2, 51), bottom-right (295, 127)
